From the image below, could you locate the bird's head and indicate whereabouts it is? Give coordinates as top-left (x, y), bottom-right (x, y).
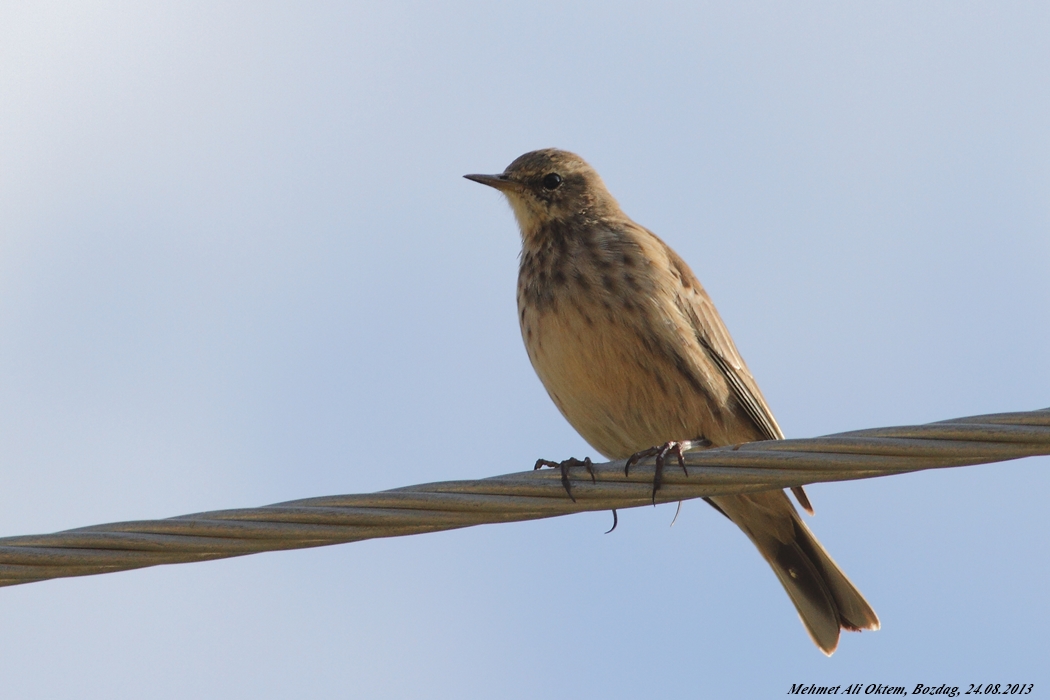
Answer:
top-left (465, 149), bottom-right (620, 239)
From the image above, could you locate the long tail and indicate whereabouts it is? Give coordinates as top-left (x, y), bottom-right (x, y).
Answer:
top-left (707, 490), bottom-right (879, 655)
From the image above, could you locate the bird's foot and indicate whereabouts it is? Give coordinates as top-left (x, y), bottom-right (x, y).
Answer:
top-left (625, 437), bottom-right (712, 504)
top-left (534, 457), bottom-right (595, 502)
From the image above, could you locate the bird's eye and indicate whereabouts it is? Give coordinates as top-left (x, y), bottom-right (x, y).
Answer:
top-left (542, 173), bottom-right (562, 190)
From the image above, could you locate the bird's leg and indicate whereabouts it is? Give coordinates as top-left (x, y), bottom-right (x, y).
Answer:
top-left (534, 457), bottom-right (594, 502)
top-left (625, 437), bottom-right (712, 504)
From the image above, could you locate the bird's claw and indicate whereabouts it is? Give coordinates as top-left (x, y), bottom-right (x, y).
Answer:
top-left (534, 456), bottom-right (594, 502)
top-left (625, 437), bottom-right (711, 504)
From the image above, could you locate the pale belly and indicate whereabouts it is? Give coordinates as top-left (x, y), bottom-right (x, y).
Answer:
top-left (519, 297), bottom-right (743, 460)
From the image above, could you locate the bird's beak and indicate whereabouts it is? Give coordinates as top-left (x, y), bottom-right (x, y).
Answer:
top-left (464, 173), bottom-right (521, 192)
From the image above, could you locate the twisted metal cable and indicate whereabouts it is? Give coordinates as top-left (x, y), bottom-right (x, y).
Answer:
top-left (1, 408), bottom-right (1048, 588)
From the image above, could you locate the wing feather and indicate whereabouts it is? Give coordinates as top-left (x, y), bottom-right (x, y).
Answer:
top-left (661, 243), bottom-right (813, 513)
top-left (664, 246), bottom-right (784, 442)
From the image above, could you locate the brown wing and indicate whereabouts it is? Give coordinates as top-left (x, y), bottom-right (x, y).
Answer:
top-left (662, 242), bottom-right (814, 514)
top-left (663, 245), bottom-right (784, 442)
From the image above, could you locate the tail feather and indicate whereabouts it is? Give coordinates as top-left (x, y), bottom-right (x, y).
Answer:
top-left (709, 490), bottom-right (878, 655)
top-left (791, 515), bottom-right (880, 634)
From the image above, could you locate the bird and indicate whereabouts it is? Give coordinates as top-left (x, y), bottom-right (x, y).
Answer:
top-left (465, 148), bottom-right (879, 655)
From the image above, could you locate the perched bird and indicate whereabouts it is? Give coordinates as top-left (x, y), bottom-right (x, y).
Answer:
top-left (465, 149), bottom-right (879, 655)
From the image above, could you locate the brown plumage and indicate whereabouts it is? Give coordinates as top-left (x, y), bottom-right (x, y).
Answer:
top-left (465, 148), bottom-right (878, 655)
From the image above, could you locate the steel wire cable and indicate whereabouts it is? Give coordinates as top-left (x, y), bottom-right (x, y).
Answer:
top-left (1, 408), bottom-right (1047, 588)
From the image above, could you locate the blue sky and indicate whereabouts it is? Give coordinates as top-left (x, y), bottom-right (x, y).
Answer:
top-left (1, 2), bottom-right (1047, 697)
